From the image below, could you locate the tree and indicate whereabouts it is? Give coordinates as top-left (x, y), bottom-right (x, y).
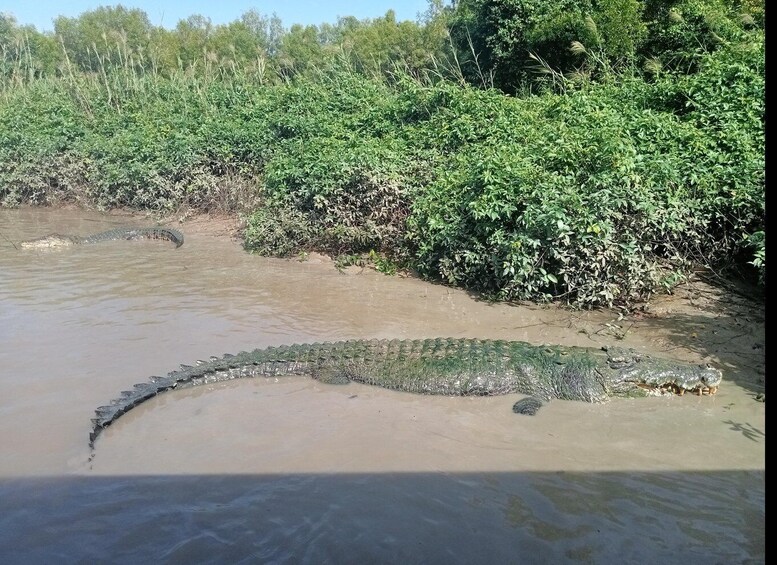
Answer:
top-left (1, 13), bottom-right (61, 81)
top-left (240, 9), bottom-right (284, 57)
top-left (589, 0), bottom-right (647, 63)
top-left (276, 24), bottom-right (326, 79)
top-left (54, 6), bottom-right (154, 72)
top-left (341, 11), bottom-right (420, 77)
top-left (173, 14), bottom-right (213, 70)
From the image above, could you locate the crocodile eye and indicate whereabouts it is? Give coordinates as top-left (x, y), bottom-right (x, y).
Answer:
top-left (701, 376), bottom-right (707, 383)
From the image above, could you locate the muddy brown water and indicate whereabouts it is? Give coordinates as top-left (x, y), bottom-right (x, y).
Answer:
top-left (0, 208), bottom-right (765, 563)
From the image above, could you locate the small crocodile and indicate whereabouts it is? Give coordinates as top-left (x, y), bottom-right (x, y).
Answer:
top-left (20, 227), bottom-right (184, 249)
top-left (89, 338), bottom-right (721, 446)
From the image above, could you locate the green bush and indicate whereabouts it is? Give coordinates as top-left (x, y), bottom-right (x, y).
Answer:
top-left (404, 48), bottom-right (763, 304)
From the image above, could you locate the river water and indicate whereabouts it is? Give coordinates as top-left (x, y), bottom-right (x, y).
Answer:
top-left (0, 208), bottom-right (765, 563)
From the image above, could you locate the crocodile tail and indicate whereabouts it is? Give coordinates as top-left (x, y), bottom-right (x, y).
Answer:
top-left (147, 228), bottom-right (184, 248)
top-left (88, 346), bottom-right (316, 447)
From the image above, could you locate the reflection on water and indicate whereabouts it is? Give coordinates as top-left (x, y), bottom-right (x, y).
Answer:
top-left (0, 208), bottom-right (765, 563)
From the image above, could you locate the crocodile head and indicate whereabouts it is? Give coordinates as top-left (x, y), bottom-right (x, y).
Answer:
top-left (604, 347), bottom-right (722, 397)
top-left (19, 234), bottom-right (77, 249)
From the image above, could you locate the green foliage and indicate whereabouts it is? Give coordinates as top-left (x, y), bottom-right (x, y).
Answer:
top-left (368, 250), bottom-right (401, 276)
top-left (54, 6), bottom-right (155, 73)
top-left (243, 204), bottom-right (316, 256)
top-left (744, 231), bottom-right (765, 284)
top-left (276, 24), bottom-right (328, 79)
top-left (339, 10), bottom-right (442, 79)
top-left (0, 1), bottom-right (765, 307)
top-left (258, 75), bottom-right (413, 255)
top-left (448, 0), bottom-right (761, 92)
top-left (677, 31), bottom-right (765, 279)
top-left (640, 0), bottom-right (754, 73)
top-left (0, 72), bottom-right (264, 211)
top-left (1, 14), bottom-right (60, 84)
top-left (329, 250), bottom-right (400, 275)
top-left (590, 0), bottom-right (647, 62)
top-left (405, 90), bottom-right (665, 305)
top-left (450, 0), bottom-right (594, 92)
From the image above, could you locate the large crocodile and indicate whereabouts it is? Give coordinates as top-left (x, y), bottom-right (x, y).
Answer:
top-left (89, 338), bottom-right (721, 446)
top-left (20, 226), bottom-right (184, 249)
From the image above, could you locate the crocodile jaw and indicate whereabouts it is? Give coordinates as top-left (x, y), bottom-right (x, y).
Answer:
top-left (616, 363), bottom-right (722, 397)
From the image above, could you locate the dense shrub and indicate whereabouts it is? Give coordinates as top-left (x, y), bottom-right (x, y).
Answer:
top-left (405, 70), bottom-right (763, 304)
top-left (0, 75), bottom-right (264, 211)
